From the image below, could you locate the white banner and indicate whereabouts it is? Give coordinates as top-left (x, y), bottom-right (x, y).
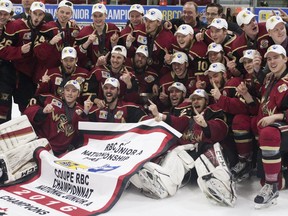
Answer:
top-left (0, 119), bottom-right (181, 215)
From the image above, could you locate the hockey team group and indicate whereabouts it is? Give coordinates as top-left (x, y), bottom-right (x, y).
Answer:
top-left (0, 0), bottom-right (288, 210)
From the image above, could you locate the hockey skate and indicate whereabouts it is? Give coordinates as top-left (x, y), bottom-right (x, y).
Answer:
top-left (231, 159), bottom-right (252, 182)
top-left (254, 183), bottom-right (279, 209)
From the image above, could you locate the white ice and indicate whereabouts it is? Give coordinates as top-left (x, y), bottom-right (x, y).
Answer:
top-left (108, 177), bottom-right (288, 216)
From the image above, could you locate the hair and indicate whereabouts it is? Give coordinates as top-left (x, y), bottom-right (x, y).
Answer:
top-left (206, 3), bottom-right (223, 15)
top-left (114, 47), bottom-right (122, 52)
top-left (184, 1), bottom-right (198, 13)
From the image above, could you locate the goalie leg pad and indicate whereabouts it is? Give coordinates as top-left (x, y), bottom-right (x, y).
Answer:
top-left (0, 138), bottom-right (49, 184)
top-left (131, 144), bottom-right (195, 199)
top-left (138, 163), bottom-right (170, 199)
top-left (0, 115), bottom-right (37, 152)
top-left (195, 143), bottom-right (237, 206)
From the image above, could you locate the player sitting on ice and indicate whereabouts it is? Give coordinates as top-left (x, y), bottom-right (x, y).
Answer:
top-left (234, 45), bottom-right (288, 209)
top-left (0, 115), bottom-right (50, 186)
top-left (130, 89), bottom-right (237, 206)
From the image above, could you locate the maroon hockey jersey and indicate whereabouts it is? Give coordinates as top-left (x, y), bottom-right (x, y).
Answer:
top-left (75, 23), bottom-right (120, 68)
top-left (34, 20), bottom-right (80, 80)
top-left (0, 19), bottom-right (42, 78)
top-left (24, 94), bottom-right (87, 154)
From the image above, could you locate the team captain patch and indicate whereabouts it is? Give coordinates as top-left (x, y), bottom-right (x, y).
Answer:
top-left (278, 83), bottom-right (288, 93)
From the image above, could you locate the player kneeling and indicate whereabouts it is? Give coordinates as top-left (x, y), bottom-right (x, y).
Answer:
top-left (0, 115), bottom-right (50, 186)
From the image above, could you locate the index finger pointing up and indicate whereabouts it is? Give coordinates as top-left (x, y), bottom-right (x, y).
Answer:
top-left (148, 99), bottom-right (155, 105)
top-left (192, 105), bottom-right (199, 115)
top-left (212, 80), bottom-right (218, 89)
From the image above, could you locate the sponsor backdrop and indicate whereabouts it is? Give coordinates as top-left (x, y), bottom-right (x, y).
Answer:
top-left (12, 4), bottom-right (288, 28)
top-left (0, 120), bottom-right (181, 215)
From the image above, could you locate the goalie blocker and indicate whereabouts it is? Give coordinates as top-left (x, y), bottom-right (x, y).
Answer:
top-left (0, 115), bottom-right (50, 185)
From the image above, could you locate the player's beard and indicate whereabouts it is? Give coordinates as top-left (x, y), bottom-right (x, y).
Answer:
top-left (170, 95), bottom-right (184, 107)
top-left (64, 66), bottom-right (75, 74)
top-left (134, 59), bottom-right (146, 69)
top-left (104, 94), bottom-right (118, 105)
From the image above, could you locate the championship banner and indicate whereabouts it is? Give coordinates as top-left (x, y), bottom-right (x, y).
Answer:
top-left (0, 119), bottom-right (181, 216)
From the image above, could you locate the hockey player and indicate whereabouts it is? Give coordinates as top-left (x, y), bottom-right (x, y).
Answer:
top-left (0, 1), bottom-right (46, 113)
top-left (206, 42), bottom-right (225, 64)
top-left (24, 80), bottom-right (88, 156)
top-left (204, 62), bottom-right (255, 167)
top-left (229, 9), bottom-right (271, 75)
top-left (35, 46), bottom-right (89, 103)
top-left (231, 50), bottom-right (262, 182)
top-left (13, 0), bottom-right (53, 22)
top-left (169, 24), bottom-right (209, 81)
top-left (159, 52), bottom-right (196, 111)
top-left (163, 24), bottom-right (210, 94)
top-left (165, 82), bottom-right (189, 116)
top-left (196, 18), bottom-right (237, 57)
top-left (205, 62), bottom-right (247, 114)
top-left (153, 88), bottom-right (229, 148)
top-left (232, 45), bottom-right (288, 208)
top-left (126, 8), bottom-right (174, 72)
top-left (75, 3), bottom-right (120, 69)
top-left (203, 42), bottom-right (234, 81)
top-left (266, 15), bottom-right (287, 48)
top-left (118, 4), bottom-right (144, 47)
top-left (34, 0), bottom-right (80, 82)
top-left (86, 77), bottom-right (148, 123)
top-left (239, 49), bottom-right (262, 100)
top-left (254, 15), bottom-right (288, 85)
top-left (129, 89), bottom-right (236, 206)
top-left (0, 0), bottom-right (14, 124)
top-left (125, 45), bottom-right (158, 106)
top-left (86, 45), bottom-right (139, 108)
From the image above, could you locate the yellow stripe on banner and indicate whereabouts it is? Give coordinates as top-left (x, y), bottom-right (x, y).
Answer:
top-left (262, 158), bottom-right (281, 164)
top-left (260, 146), bottom-right (280, 151)
top-left (234, 139), bottom-right (253, 144)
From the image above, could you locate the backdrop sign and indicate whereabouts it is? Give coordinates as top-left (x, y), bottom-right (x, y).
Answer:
top-left (253, 8), bottom-right (288, 22)
top-left (13, 4), bottom-right (288, 28)
top-left (13, 5), bottom-right (204, 27)
top-left (0, 120), bottom-right (181, 216)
